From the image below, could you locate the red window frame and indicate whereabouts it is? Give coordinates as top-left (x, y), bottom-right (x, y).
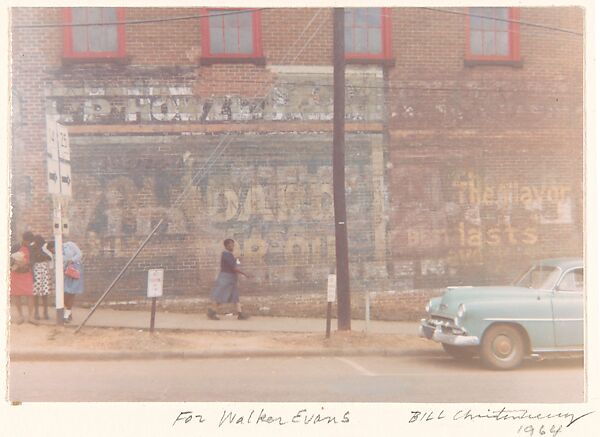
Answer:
top-left (63, 7), bottom-right (126, 59)
top-left (200, 8), bottom-right (263, 59)
top-left (344, 7), bottom-right (392, 60)
top-left (465, 7), bottom-right (520, 61)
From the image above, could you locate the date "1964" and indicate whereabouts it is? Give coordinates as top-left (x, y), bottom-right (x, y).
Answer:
top-left (517, 424), bottom-right (562, 437)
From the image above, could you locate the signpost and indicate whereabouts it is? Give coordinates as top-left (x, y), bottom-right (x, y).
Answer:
top-left (46, 117), bottom-right (72, 325)
top-left (147, 269), bottom-right (164, 332)
top-left (326, 273), bottom-right (336, 338)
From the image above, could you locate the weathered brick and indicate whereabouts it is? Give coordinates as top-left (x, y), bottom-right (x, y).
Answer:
top-left (10, 7), bottom-right (584, 310)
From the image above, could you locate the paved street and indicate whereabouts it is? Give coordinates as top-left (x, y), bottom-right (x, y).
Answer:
top-left (10, 354), bottom-right (583, 403)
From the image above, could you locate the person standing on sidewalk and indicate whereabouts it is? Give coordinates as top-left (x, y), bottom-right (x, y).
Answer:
top-left (207, 238), bottom-right (250, 320)
top-left (10, 231), bottom-right (37, 325)
top-left (31, 235), bottom-right (53, 320)
top-left (48, 240), bottom-right (84, 323)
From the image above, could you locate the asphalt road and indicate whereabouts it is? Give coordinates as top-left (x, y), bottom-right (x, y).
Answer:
top-left (9, 354), bottom-right (584, 403)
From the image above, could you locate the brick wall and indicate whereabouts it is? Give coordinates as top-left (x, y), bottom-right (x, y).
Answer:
top-left (385, 7), bottom-right (584, 287)
top-left (9, 7), bottom-right (585, 309)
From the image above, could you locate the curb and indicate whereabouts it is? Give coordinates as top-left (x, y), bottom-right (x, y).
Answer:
top-left (10, 348), bottom-right (443, 362)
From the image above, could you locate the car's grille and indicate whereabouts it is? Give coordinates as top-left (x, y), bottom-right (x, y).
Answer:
top-left (431, 315), bottom-right (454, 324)
top-left (425, 315), bottom-right (465, 335)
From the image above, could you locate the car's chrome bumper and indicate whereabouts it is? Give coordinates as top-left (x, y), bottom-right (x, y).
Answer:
top-left (419, 319), bottom-right (480, 347)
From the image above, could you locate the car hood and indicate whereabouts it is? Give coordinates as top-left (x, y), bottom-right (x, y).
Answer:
top-left (433, 285), bottom-right (535, 316)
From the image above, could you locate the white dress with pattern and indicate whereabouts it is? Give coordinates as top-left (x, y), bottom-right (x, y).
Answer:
top-left (33, 261), bottom-right (51, 296)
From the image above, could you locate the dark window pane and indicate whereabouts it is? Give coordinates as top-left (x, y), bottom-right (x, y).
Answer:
top-left (368, 28), bottom-right (382, 53)
top-left (72, 8), bottom-right (89, 52)
top-left (366, 8), bottom-right (381, 27)
top-left (470, 9), bottom-right (482, 30)
top-left (470, 30), bottom-right (483, 55)
top-left (209, 10), bottom-right (256, 55)
top-left (209, 16), bottom-right (224, 53)
top-left (496, 31), bottom-right (509, 55)
top-left (495, 8), bottom-right (509, 31)
top-left (483, 30), bottom-right (495, 55)
top-left (354, 28), bottom-right (367, 53)
top-left (239, 24), bottom-right (253, 53)
top-left (482, 16), bottom-right (495, 31)
top-left (209, 12), bottom-right (224, 28)
top-left (345, 29), bottom-right (353, 52)
top-left (354, 8), bottom-right (367, 27)
top-left (71, 8), bottom-right (87, 24)
top-left (89, 9), bottom-right (117, 52)
top-left (224, 27), bottom-right (238, 53)
top-left (344, 9), bottom-right (352, 24)
top-left (238, 10), bottom-right (252, 29)
top-left (224, 12), bottom-right (238, 31)
top-left (71, 7), bottom-right (118, 53)
top-left (87, 8), bottom-right (104, 52)
top-left (470, 7), bottom-right (512, 57)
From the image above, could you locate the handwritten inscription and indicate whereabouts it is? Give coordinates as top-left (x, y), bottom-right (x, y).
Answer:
top-left (173, 408), bottom-right (350, 428)
top-left (409, 408), bottom-right (594, 435)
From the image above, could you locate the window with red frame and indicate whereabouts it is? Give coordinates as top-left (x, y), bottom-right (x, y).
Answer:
top-left (64, 7), bottom-right (126, 58)
top-left (467, 7), bottom-right (520, 61)
top-left (202, 9), bottom-right (262, 58)
top-left (344, 8), bottom-right (391, 60)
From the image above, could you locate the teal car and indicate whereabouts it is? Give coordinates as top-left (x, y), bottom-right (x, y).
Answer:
top-left (419, 258), bottom-right (584, 370)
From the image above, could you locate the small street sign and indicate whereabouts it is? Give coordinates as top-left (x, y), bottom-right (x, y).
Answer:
top-left (327, 274), bottom-right (336, 302)
top-left (325, 273), bottom-right (336, 338)
top-left (147, 269), bottom-right (164, 298)
top-left (147, 269), bottom-right (164, 333)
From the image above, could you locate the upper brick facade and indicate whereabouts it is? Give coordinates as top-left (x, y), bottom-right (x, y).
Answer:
top-left (10, 7), bottom-right (585, 303)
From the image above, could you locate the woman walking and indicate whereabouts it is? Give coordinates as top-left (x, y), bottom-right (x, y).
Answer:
top-left (207, 239), bottom-right (250, 320)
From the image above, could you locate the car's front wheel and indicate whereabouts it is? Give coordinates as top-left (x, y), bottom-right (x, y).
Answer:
top-left (442, 343), bottom-right (476, 360)
top-left (480, 324), bottom-right (525, 370)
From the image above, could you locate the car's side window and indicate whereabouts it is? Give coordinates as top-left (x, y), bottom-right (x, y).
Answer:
top-left (557, 268), bottom-right (584, 292)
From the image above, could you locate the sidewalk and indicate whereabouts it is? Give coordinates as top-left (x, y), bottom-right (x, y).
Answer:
top-left (70, 307), bottom-right (419, 335)
top-left (9, 307), bottom-right (438, 361)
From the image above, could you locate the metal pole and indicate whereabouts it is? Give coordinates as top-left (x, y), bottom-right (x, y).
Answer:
top-left (333, 7), bottom-right (351, 331)
top-left (365, 290), bottom-right (370, 333)
top-left (53, 197), bottom-right (64, 325)
top-left (74, 218), bottom-right (165, 333)
top-left (150, 297), bottom-right (157, 333)
top-left (326, 302), bottom-right (332, 338)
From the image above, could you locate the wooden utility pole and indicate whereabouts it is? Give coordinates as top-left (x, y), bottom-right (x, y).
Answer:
top-left (332, 7), bottom-right (351, 331)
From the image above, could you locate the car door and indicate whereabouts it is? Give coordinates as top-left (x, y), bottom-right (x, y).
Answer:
top-left (552, 267), bottom-right (584, 348)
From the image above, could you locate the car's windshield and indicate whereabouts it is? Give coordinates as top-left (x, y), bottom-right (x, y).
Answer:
top-left (514, 265), bottom-right (562, 289)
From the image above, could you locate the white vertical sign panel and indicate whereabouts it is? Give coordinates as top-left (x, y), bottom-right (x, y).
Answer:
top-left (147, 269), bottom-right (164, 298)
top-left (57, 123), bottom-right (71, 161)
top-left (327, 274), bottom-right (337, 302)
top-left (46, 120), bottom-right (59, 161)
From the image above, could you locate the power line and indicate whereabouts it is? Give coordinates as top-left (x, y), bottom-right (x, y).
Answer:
top-left (422, 7), bottom-right (583, 36)
top-left (12, 8), bottom-right (271, 29)
top-left (12, 7), bottom-right (583, 37)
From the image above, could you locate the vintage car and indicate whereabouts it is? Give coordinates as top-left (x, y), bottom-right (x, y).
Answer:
top-left (419, 258), bottom-right (584, 370)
